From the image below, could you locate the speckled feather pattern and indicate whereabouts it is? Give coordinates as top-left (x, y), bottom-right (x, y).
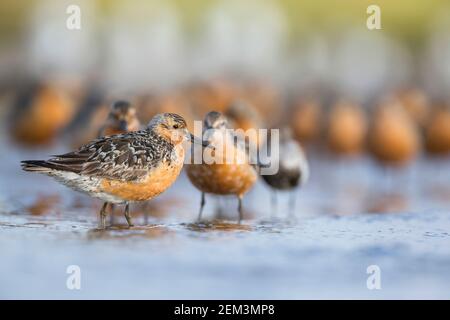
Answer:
top-left (50, 130), bottom-right (174, 181)
top-left (22, 128), bottom-right (182, 203)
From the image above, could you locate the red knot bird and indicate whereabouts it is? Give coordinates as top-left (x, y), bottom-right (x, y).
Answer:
top-left (10, 82), bottom-right (75, 146)
top-left (98, 100), bottom-right (141, 137)
top-left (186, 111), bottom-right (258, 224)
top-left (261, 127), bottom-right (309, 217)
top-left (325, 100), bottom-right (367, 156)
top-left (368, 98), bottom-right (419, 167)
top-left (424, 103), bottom-right (450, 156)
top-left (21, 113), bottom-right (208, 229)
top-left (98, 100), bottom-right (141, 226)
top-left (224, 99), bottom-right (265, 149)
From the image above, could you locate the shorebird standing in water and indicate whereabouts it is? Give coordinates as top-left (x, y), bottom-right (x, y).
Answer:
top-left (261, 128), bottom-right (309, 217)
top-left (98, 100), bottom-right (141, 225)
top-left (21, 113), bottom-right (208, 229)
top-left (186, 111), bottom-right (258, 224)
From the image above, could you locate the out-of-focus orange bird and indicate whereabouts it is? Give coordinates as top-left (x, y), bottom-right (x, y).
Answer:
top-left (138, 93), bottom-right (196, 133)
top-left (99, 101), bottom-right (141, 137)
top-left (64, 87), bottom-right (108, 148)
top-left (396, 88), bottom-right (430, 128)
top-left (240, 81), bottom-right (281, 127)
top-left (224, 100), bottom-right (265, 148)
top-left (185, 79), bottom-right (237, 117)
top-left (368, 99), bottom-right (420, 166)
top-left (290, 98), bottom-right (322, 145)
top-left (424, 104), bottom-right (450, 156)
top-left (326, 100), bottom-right (367, 156)
top-left (10, 82), bottom-right (75, 146)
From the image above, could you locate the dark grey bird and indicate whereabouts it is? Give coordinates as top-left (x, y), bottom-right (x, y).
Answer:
top-left (261, 127), bottom-right (309, 217)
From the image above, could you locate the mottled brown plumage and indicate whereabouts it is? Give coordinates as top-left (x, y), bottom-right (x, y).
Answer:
top-left (22, 113), bottom-right (203, 229)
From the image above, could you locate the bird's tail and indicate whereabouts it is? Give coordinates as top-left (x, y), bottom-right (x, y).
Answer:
top-left (21, 160), bottom-right (55, 173)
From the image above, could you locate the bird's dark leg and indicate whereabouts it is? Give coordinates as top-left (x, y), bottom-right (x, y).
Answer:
top-left (289, 191), bottom-right (297, 218)
top-left (237, 195), bottom-right (243, 224)
top-left (124, 202), bottom-right (134, 227)
top-left (109, 203), bottom-right (115, 226)
top-left (99, 202), bottom-right (108, 229)
top-left (197, 192), bottom-right (205, 221)
top-left (143, 202), bottom-right (149, 225)
top-left (271, 191), bottom-right (277, 218)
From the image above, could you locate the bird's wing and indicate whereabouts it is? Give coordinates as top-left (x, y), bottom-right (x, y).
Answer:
top-left (50, 131), bottom-right (172, 181)
top-left (230, 132), bottom-right (271, 169)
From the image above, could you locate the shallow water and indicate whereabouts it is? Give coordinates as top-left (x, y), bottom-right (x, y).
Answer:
top-left (1, 137), bottom-right (450, 299)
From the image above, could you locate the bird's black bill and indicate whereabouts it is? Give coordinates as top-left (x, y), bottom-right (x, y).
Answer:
top-left (118, 120), bottom-right (128, 131)
top-left (190, 134), bottom-right (212, 148)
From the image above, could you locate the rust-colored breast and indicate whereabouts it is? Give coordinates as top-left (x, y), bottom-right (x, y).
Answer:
top-left (99, 146), bottom-right (184, 202)
top-left (102, 127), bottom-right (124, 137)
top-left (186, 163), bottom-right (257, 196)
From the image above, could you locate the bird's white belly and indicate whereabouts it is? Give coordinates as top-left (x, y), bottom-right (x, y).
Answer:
top-left (50, 171), bottom-right (125, 203)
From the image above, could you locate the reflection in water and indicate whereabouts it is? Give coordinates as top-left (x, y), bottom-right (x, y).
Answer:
top-left (183, 220), bottom-right (252, 232)
top-left (26, 193), bottom-right (60, 216)
top-left (365, 193), bottom-right (410, 214)
top-left (87, 225), bottom-right (172, 240)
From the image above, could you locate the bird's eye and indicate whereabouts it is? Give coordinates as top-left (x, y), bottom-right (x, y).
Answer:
top-left (173, 124), bottom-right (179, 129)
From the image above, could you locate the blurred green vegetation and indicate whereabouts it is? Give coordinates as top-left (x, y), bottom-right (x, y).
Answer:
top-left (0, 0), bottom-right (449, 47)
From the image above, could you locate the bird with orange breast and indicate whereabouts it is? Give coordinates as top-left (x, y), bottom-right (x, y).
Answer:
top-left (290, 97), bottom-right (322, 146)
top-left (239, 80), bottom-right (281, 127)
top-left (186, 111), bottom-right (258, 224)
top-left (185, 79), bottom-right (237, 117)
top-left (10, 82), bottom-right (75, 146)
top-left (396, 88), bottom-right (430, 129)
top-left (98, 100), bottom-right (141, 225)
top-left (325, 100), bottom-right (367, 156)
top-left (224, 99), bottom-right (265, 149)
top-left (62, 86), bottom-right (108, 148)
top-left (137, 93), bottom-right (196, 133)
top-left (368, 99), bottom-right (420, 167)
top-left (21, 113), bottom-right (208, 229)
top-left (424, 104), bottom-right (450, 156)
top-left (261, 127), bottom-right (309, 217)
top-left (99, 100), bottom-right (141, 137)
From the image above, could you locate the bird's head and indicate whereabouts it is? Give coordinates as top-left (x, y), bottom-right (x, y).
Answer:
top-left (107, 100), bottom-right (140, 133)
top-left (203, 111), bottom-right (228, 130)
top-left (148, 113), bottom-right (208, 147)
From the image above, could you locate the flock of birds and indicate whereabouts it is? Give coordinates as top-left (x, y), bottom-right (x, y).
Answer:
top-left (5, 79), bottom-right (450, 228)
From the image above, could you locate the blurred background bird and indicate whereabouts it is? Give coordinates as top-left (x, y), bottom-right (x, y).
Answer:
top-left (325, 100), bottom-right (367, 157)
top-left (9, 81), bottom-right (75, 146)
top-left (368, 99), bottom-right (420, 168)
top-left (289, 97), bottom-right (323, 149)
top-left (224, 99), bottom-right (265, 149)
top-left (99, 100), bottom-right (141, 137)
top-left (261, 127), bottom-right (309, 218)
top-left (63, 86), bottom-right (108, 148)
top-left (424, 104), bottom-right (450, 157)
